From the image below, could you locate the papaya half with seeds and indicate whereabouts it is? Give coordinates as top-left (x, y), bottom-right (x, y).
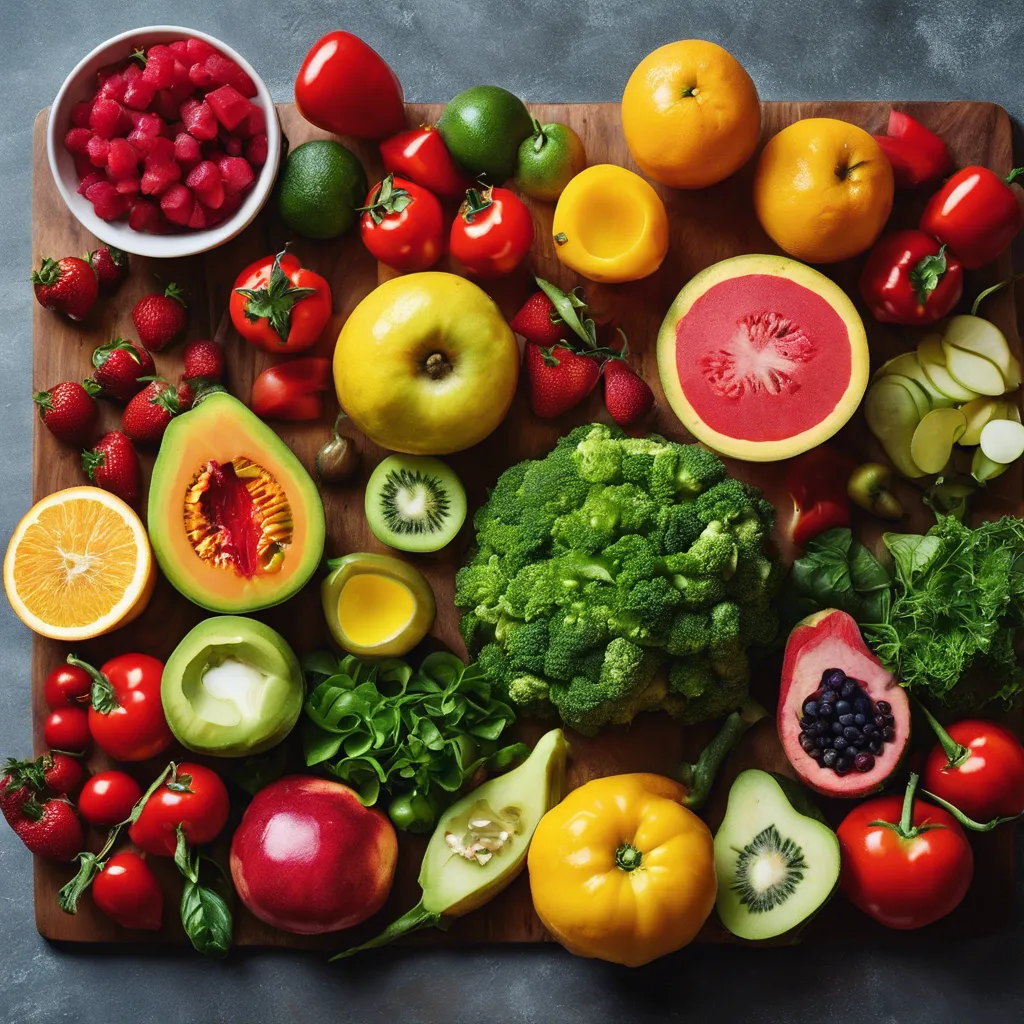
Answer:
top-left (147, 392), bottom-right (325, 613)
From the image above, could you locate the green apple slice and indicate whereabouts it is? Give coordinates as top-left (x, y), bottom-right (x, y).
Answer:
top-left (972, 447), bottom-right (1012, 483)
top-left (918, 335), bottom-right (981, 402)
top-left (979, 419), bottom-right (1024, 464)
top-left (943, 315), bottom-right (1016, 389)
top-left (911, 408), bottom-right (967, 474)
top-left (864, 379), bottom-right (925, 479)
top-left (943, 343), bottom-right (1008, 397)
top-left (885, 374), bottom-right (932, 420)
top-left (1006, 356), bottom-right (1022, 390)
top-left (958, 397), bottom-right (1007, 446)
top-left (875, 352), bottom-right (951, 408)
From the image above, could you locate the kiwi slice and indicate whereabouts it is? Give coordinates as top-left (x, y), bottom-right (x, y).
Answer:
top-left (365, 455), bottom-right (467, 553)
top-left (714, 770), bottom-right (839, 940)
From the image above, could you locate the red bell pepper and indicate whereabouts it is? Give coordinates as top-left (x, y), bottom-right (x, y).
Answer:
top-left (786, 446), bottom-right (854, 546)
top-left (379, 126), bottom-right (474, 199)
top-left (873, 110), bottom-right (950, 189)
top-left (858, 230), bottom-right (963, 325)
top-left (920, 165), bottom-right (1024, 269)
top-left (250, 358), bottom-right (332, 421)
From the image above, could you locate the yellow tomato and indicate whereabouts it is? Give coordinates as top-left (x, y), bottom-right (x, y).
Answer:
top-left (552, 165), bottom-right (669, 283)
top-left (622, 39), bottom-right (761, 189)
top-left (753, 117), bottom-right (894, 263)
top-left (527, 773), bottom-right (716, 966)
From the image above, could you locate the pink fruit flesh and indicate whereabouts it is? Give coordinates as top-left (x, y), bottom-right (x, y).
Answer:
top-left (160, 184), bottom-right (195, 225)
top-left (218, 156), bottom-right (255, 195)
top-left (245, 133), bottom-right (268, 166)
top-left (778, 609), bottom-right (909, 798)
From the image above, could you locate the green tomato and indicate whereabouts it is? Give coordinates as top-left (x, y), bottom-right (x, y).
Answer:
top-left (514, 120), bottom-right (587, 202)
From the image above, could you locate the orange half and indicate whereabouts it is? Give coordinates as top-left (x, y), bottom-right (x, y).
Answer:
top-left (3, 486), bottom-right (155, 640)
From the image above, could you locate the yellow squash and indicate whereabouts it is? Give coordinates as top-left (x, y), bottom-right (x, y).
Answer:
top-left (527, 773), bottom-right (716, 966)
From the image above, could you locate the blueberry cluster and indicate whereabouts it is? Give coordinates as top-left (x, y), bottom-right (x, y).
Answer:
top-left (797, 668), bottom-right (895, 776)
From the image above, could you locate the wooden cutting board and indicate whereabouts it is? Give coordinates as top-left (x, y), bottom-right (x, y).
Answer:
top-left (29, 100), bottom-right (1021, 950)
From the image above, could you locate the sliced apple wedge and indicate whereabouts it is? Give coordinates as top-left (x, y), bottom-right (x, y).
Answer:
top-left (979, 418), bottom-right (1024, 464)
top-left (918, 335), bottom-right (981, 402)
top-left (864, 379), bottom-right (925, 479)
top-left (886, 373), bottom-right (932, 419)
top-left (1006, 355), bottom-right (1022, 390)
top-left (958, 397), bottom-right (1007, 446)
top-left (943, 315), bottom-right (1016, 389)
top-left (943, 342), bottom-right (1007, 397)
top-left (874, 352), bottom-right (951, 408)
top-left (972, 447), bottom-right (1012, 483)
top-left (911, 408), bottom-right (967, 474)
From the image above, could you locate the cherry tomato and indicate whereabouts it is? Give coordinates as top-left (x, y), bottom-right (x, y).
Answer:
top-left (128, 762), bottom-right (230, 857)
top-left (379, 126), bottom-right (474, 198)
top-left (295, 31), bottom-right (405, 140)
top-left (229, 251), bottom-right (332, 355)
top-left (920, 165), bottom-right (1024, 269)
top-left (450, 186), bottom-right (534, 278)
top-left (43, 664), bottom-right (92, 709)
top-left (359, 175), bottom-right (445, 272)
top-left (78, 770), bottom-right (143, 826)
top-left (92, 852), bottom-right (163, 931)
top-left (44, 707), bottom-right (90, 753)
top-left (837, 773), bottom-right (973, 930)
top-left (72, 654), bottom-right (172, 763)
top-left (858, 230), bottom-right (963, 326)
top-left (250, 357), bottom-right (332, 421)
top-left (922, 716), bottom-right (1024, 822)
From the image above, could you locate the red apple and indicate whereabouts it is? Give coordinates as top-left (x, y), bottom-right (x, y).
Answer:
top-left (229, 775), bottom-right (398, 934)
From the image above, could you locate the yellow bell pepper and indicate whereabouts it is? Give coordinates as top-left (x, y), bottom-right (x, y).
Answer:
top-left (551, 164), bottom-right (669, 283)
top-left (527, 772), bottom-right (716, 966)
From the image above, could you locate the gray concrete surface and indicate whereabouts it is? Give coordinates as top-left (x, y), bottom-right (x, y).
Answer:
top-left (2, 1), bottom-right (1024, 1021)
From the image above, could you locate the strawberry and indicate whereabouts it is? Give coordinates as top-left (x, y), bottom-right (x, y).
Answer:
top-left (33, 380), bottom-right (101, 445)
top-left (182, 339), bottom-right (224, 383)
top-left (122, 379), bottom-right (181, 446)
top-left (1, 759), bottom-right (84, 861)
top-left (524, 342), bottom-right (601, 418)
top-left (176, 376), bottom-right (196, 411)
top-left (509, 290), bottom-right (564, 346)
top-left (31, 256), bottom-right (98, 321)
top-left (2, 754), bottom-right (83, 798)
top-left (86, 246), bottom-right (130, 294)
top-left (91, 338), bottom-right (155, 402)
top-left (603, 359), bottom-right (655, 427)
top-left (83, 431), bottom-right (141, 503)
top-left (132, 283), bottom-right (187, 351)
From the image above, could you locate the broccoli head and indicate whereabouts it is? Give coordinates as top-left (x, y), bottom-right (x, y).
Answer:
top-left (456, 424), bottom-right (780, 733)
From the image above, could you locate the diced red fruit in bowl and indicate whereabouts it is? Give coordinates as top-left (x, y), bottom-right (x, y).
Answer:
top-left (174, 132), bottom-right (202, 170)
top-left (106, 138), bottom-right (139, 180)
top-left (160, 184), bottom-right (195, 226)
top-left (128, 196), bottom-right (165, 233)
top-left (85, 179), bottom-right (130, 221)
top-left (189, 53), bottom-right (257, 97)
top-left (141, 155), bottom-right (181, 197)
top-left (90, 98), bottom-right (131, 139)
top-left (152, 90), bottom-right (182, 122)
top-left (206, 85), bottom-right (252, 131)
top-left (234, 104), bottom-right (265, 140)
top-left (64, 127), bottom-right (93, 155)
top-left (85, 135), bottom-right (110, 167)
top-left (141, 48), bottom-right (176, 89)
top-left (245, 133), bottom-right (268, 166)
top-left (186, 37), bottom-right (217, 62)
top-left (77, 171), bottom-right (104, 196)
top-left (219, 156), bottom-right (255, 196)
top-left (122, 64), bottom-right (156, 111)
top-left (71, 101), bottom-right (92, 127)
top-left (186, 160), bottom-right (224, 209)
top-left (180, 98), bottom-right (218, 141)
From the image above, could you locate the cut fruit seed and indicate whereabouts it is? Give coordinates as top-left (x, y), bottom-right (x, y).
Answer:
top-left (979, 418), bottom-right (1024, 464)
top-left (910, 407), bottom-right (967, 474)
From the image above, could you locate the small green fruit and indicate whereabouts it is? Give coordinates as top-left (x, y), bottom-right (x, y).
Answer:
top-left (514, 120), bottom-right (587, 202)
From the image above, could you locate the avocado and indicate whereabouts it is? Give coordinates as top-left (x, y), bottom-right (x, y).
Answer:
top-left (162, 616), bottom-right (303, 757)
top-left (714, 769), bottom-right (840, 941)
top-left (148, 392), bottom-right (325, 613)
top-left (437, 86), bottom-right (534, 182)
top-left (334, 728), bottom-right (568, 957)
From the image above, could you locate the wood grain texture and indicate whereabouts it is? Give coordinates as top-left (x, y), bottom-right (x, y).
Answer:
top-left (30, 100), bottom-right (1020, 949)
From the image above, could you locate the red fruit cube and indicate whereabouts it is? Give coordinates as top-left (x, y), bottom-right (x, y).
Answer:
top-left (123, 68), bottom-right (156, 111)
top-left (171, 58), bottom-right (191, 89)
top-left (128, 196), bottom-right (162, 232)
top-left (115, 177), bottom-right (141, 195)
top-left (70, 101), bottom-right (93, 127)
top-left (174, 132), bottom-right (202, 171)
top-left (186, 37), bottom-right (217, 63)
top-left (126, 129), bottom-right (157, 157)
top-left (106, 137), bottom-right (140, 180)
top-left (188, 61), bottom-right (215, 91)
top-left (202, 53), bottom-right (257, 97)
top-left (187, 201), bottom-right (207, 230)
top-left (205, 85), bottom-right (252, 131)
top-left (167, 120), bottom-right (186, 137)
top-left (96, 68), bottom-right (128, 103)
top-left (181, 98), bottom-right (218, 141)
top-left (186, 160), bottom-right (225, 209)
top-left (147, 136), bottom-right (176, 163)
top-left (77, 170), bottom-right (105, 196)
top-left (73, 152), bottom-right (96, 179)
top-left (135, 111), bottom-right (166, 136)
top-left (63, 127), bottom-right (93, 155)
top-left (160, 184), bottom-right (195, 226)
top-left (201, 201), bottom-right (226, 227)
top-left (223, 134), bottom-right (243, 157)
top-left (169, 40), bottom-right (189, 60)
top-left (85, 179), bottom-right (130, 220)
top-left (141, 48), bottom-right (176, 89)
top-left (234, 104), bottom-right (266, 140)
top-left (201, 142), bottom-right (226, 163)
top-left (153, 89), bottom-right (183, 122)
top-left (86, 134), bottom-right (110, 167)
top-left (90, 98), bottom-right (130, 140)
top-left (141, 157), bottom-right (181, 196)
top-left (218, 191), bottom-right (244, 220)
top-left (244, 132), bottom-right (268, 167)
top-left (217, 156), bottom-right (255, 196)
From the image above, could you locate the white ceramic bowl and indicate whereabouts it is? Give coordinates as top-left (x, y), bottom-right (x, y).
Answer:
top-left (47, 25), bottom-right (281, 259)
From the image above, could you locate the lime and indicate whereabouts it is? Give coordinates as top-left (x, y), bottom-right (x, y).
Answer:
top-left (437, 85), bottom-right (533, 183)
top-left (276, 140), bottom-right (367, 239)
top-left (514, 120), bottom-right (587, 201)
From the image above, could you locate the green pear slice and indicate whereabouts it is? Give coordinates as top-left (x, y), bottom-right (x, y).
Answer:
top-left (979, 419), bottom-right (1024, 464)
top-left (943, 343), bottom-right (1008, 397)
top-left (863, 379), bottom-right (926, 478)
top-left (972, 447), bottom-right (1012, 483)
top-left (944, 315), bottom-right (1016, 388)
top-left (958, 397), bottom-right (1007, 446)
top-left (1006, 356), bottom-right (1022, 390)
top-left (885, 374), bottom-right (932, 419)
top-left (874, 352), bottom-right (951, 408)
top-left (911, 408), bottom-right (967, 474)
top-left (918, 335), bottom-right (981, 402)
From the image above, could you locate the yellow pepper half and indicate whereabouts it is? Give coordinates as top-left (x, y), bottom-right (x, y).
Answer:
top-left (527, 772), bottom-right (716, 966)
top-left (551, 164), bottom-right (669, 283)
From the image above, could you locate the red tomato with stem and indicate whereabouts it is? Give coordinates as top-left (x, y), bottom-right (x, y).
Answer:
top-left (128, 762), bottom-right (230, 857)
top-left (71, 654), bottom-right (172, 763)
top-left (295, 31), bottom-right (405, 139)
top-left (920, 165), bottom-right (1024, 268)
top-left (450, 187), bottom-right (534, 278)
top-left (44, 707), bottom-right (90, 753)
top-left (920, 708), bottom-right (1024, 823)
top-left (359, 175), bottom-right (445, 272)
top-left (78, 770), bottom-right (144, 827)
top-left (43, 664), bottom-right (93, 709)
top-left (379, 126), bottom-right (474, 198)
top-left (250, 358), bottom-right (332, 422)
top-left (230, 251), bottom-right (332, 355)
top-left (837, 773), bottom-right (973, 930)
top-left (92, 852), bottom-right (163, 931)
top-left (858, 230), bottom-right (963, 325)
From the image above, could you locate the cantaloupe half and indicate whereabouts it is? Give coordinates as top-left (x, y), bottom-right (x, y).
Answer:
top-left (657, 255), bottom-right (869, 461)
top-left (148, 392), bottom-right (326, 613)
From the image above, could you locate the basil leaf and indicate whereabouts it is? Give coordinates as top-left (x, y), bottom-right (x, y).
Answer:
top-left (302, 722), bottom-right (344, 766)
top-left (181, 880), bottom-right (232, 960)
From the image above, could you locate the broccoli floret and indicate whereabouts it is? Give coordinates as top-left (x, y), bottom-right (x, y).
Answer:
top-left (660, 521), bottom-right (739, 579)
top-left (454, 554), bottom-right (508, 610)
top-left (666, 611), bottom-right (711, 657)
top-left (506, 673), bottom-right (556, 718)
top-left (502, 619), bottom-right (550, 676)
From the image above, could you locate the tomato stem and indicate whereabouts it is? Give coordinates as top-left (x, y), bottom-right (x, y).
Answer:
top-left (870, 772), bottom-right (945, 840)
top-left (971, 272), bottom-right (1024, 315)
top-left (921, 787), bottom-right (1024, 832)
top-left (66, 653), bottom-right (119, 715)
top-left (916, 700), bottom-right (970, 769)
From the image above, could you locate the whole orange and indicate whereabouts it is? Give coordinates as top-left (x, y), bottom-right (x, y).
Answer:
top-left (753, 118), bottom-right (894, 263)
top-left (621, 39), bottom-right (761, 189)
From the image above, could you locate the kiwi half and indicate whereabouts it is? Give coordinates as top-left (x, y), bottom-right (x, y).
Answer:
top-left (365, 455), bottom-right (467, 553)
